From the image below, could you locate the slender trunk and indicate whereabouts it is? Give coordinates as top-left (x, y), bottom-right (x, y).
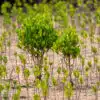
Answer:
top-left (9, 34), bottom-right (11, 60)
top-left (63, 83), bottom-right (64, 100)
top-left (68, 55), bottom-right (72, 85)
top-left (22, 64), bottom-right (29, 100)
top-left (78, 85), bottom-right (82, 100)
top-left (68, 97), bottom-right (71, 100)
top-left (5, 40), bottom-right (6, 56)
top-left (99, 72), bottom-right (100, 82)
top-left (26, 80), bottom-right (29, 100)
top-left (36, 54), bottom-right (43, 80)
top-left (75, 78), bottom-right (78, 100)
top-left (18, 74), bottom-right (20, 84)
top-left (95, 92), bottom-right (98, 100)
top-left (9, 46), bottom-right (10, 60)
top-left (44, 96), bottom-right (47, 100)
top-left (0, 95), bottom-right (2, 100)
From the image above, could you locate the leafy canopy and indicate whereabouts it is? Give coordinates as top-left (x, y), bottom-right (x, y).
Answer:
top-left (17, 13), bottom-right (58, 56)
top-left (53, 26), bottom-right (80, 58)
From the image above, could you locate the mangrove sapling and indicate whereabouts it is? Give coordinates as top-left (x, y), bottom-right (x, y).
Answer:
top-left (0, 64), bottom-right (7, 80)
top-left (96, 65), bottom-right (100, 81)
top-left (0, 64), bottom-right (7, 83)
top-left (18, 54), bottom-right (30, 99)
top-left (41, 79), bottom-right (49, 100)
top-left (33, 64), bottom-right (41, 76)
top-left (39, 58), bottom-right (50, 99)
top-left (12, 80), bottom-right (17, 93)
top-left (1, 2), bottom-right (11, 30)
top-left (0, 56), bottom-right (3, 64)
top-left (2, 56), bottom-right (8, 79)
top-left (73, 69), bottom-right (80, 100)
top-left (43, 67), bottom-right (50, 100)
top-left (91, 46), bottom-right (98, 55)
top-left (84, 65), bottom-right (90, 98)
top-left (17, 12), bottom-right (58, 80)
top-left (88, 61), bottom-right (92, 68)
top-left (12, 85), bottom-right (21, 100)
top-left (43, 58), bottom-right (50, 84)
top-left (49, 61), bottom-right (53, 79)
top-left (7, 40), bottom-right (11, 59)
top-left (91, 46), bottom-right (98, 70)
top-left (23, 68), bottom-right (30, 100)
top-left (62, 68), bottom-right (69, 82)
top-left (95, 7), bottom-right (100, 35)
top-left (3, 83), bottom-right (10, 100)
top-left (33, 94), bottom-right (41, 100)
top-left (3, 56), bottom-right (8, 66)
top-left (62, 68), bottom-right (69, 100)
top-left (57, 66), bottom-right (61, 83)
top-left (68, 4), bottom-right (76, 27)
top-left (94, 57), bottom-right (99, 79)
top-left (87, 61), bottom-right (92, 80)
top-left (80, 55), bottom-right (85, 75)
top-left (2, 32), bottom-right (8, 56)
top-left (14, 52), bottom-right (18, 66)
top-left (64, 82), bottom-right (74, 100)
top-left (12, 91), bottom-right (20, 100)
top-left (96, 37), bottom-right (100, 49)
top-left (1, 2), bottom-right (11, 56)
top-left (11, 5), bottom-right (20, 37)
top-left (0, 84), bottom-right (4, 98)
top-left (78, 76), bottom-right (84, 100)
top-left (53, 26), bottom-right (80, 85)
top-left (53, 1), bottom-right (68, 29)
top-left (89, 18), bottom-right (96, 49)
top-left (52, 77), bottom-right (58, 100)
top-left (33, 61), bottom-right (49, 94)
top-left (16, 66), bottom-right (20, 84)
top-left (18, 54), bottom-right (26, 69)
top-left (80, 30), bottom-right (88, 57)
top-left (85, 66), bottom-right (90, 87)
top-left (0, 40), bottom-right (3, 60)
top-left (92, 84), bottom-right (98, 100)
top-left (34, 78), bottom-right (41, 95)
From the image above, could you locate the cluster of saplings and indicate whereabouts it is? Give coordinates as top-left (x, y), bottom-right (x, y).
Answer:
top-left (0, 0), bottom-right (100, 100)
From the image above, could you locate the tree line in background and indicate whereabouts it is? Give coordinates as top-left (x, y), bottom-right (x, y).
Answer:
top-left (0, 0), bottom-right (100, 13)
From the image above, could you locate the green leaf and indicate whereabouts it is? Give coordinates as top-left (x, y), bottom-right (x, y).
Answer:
top-left (16, 66), bottom-right (20, 74)
top-left (57, 67), bottom-right (61, 74)
top-left (24, 68), bottom-right (30, 79)
top-left (91, 46), bottom-right (97, 54)
top-left (18, 54), bottom-right (26, 65)
top-left (78, 76), bottom-right (84, 84)
top-left (41, 80), bottom-right (48, 96)
top-left (52, 77), bottom-right (57, 86)
top-left (87, 61), bottom-right (92, 68)
top-left (35, 79), bottom-right (41, 89)
top-left (53, 26), bottom-right (80, 58)
top-left (33, 66), bottom-right (41, 77)
top-left (0, 64), bottom-right (7, 78)
top-left (33, 94), bottom-right (41, 100)
top-left (73, 70), bottom-right (80, 78)
top-left (0, 84), bottom-right (4, 93)
top-left (17, 13), bottom-right (58, 57)
top-left (64, 82), bottom-right (74, 99)
top-left (62, 68), bottom-right (69, 78)
top-left (92, 85), bottom-right (98, 93)
top-left (3, 56), bottom-right (8, 64)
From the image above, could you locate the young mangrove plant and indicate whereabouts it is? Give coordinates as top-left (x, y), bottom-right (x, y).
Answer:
top-left (53, 26), bottom-right (80, 85)
top-left (17, 12), bottom-right (58, 80)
